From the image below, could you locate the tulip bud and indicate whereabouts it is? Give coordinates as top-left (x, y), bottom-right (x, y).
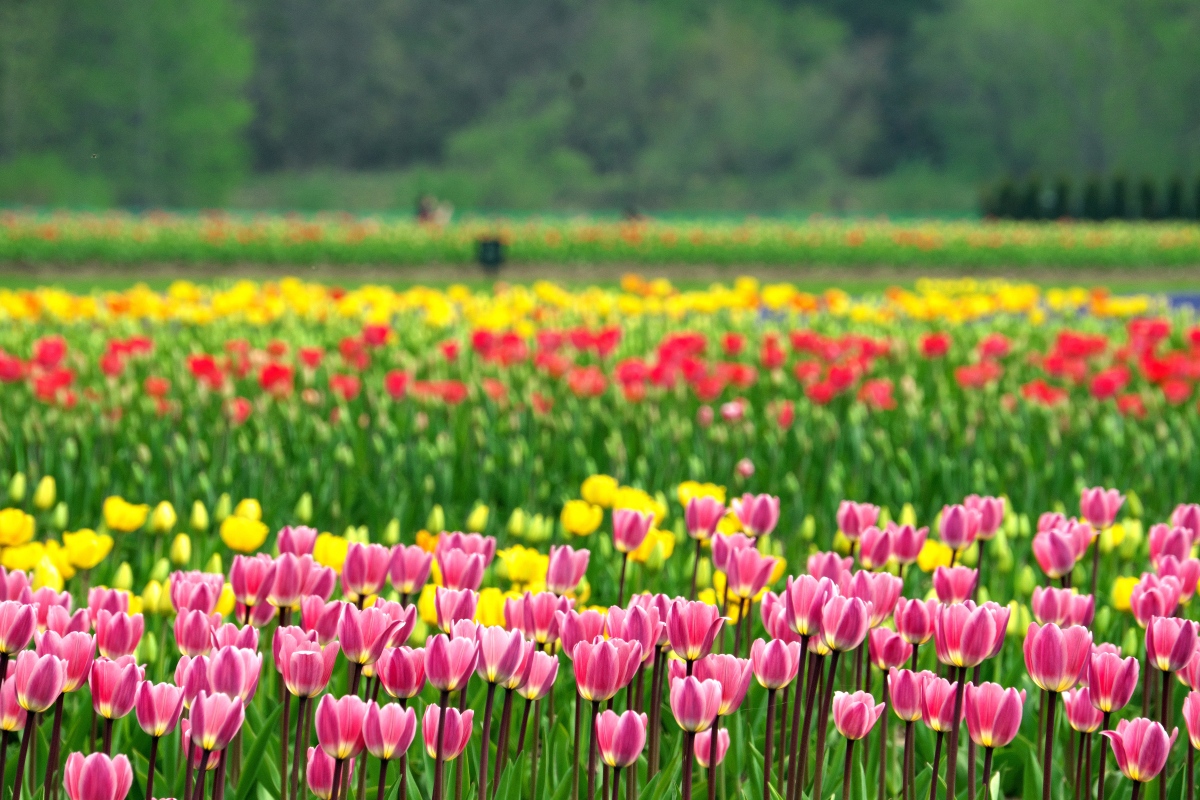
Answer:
top-left (1126, 491), bottom-right (1143, 519)
top-left (205, 552), bottom-right (223, 574)
top-left (507, 509), bottom-right (526, 538)
top-left (801, 515), bottom-right (815, 540)
top-left (527, 514), bottom-right (552, 544)
top-left (8, 473), bottom-right (26, 503)
top-left (171, 533), bottom-right (192, 566)
top-left (150, 501), bottom-right (176, 534)
top-left (1121, 627), bottom-right (1139, 657)
top-left (694, 557), bottom-right (712, 590)
top-left (113, 562), bottom-right (134, 591)
top-left (1015, 565), bottom-right (1036, 596)
top-left (1094, 606), bottom-right (1112, 633)
top-left (1119, 520), bottom-right (1143, 560)
top-left (992, 531), bottom-right (1013, 572)
top-left (345, 526), bottom-right (368, 545)
top-left (190, 501), bottom-right (210, 532)
top-left (137, 631), bottom-right (159, 664)
top-left (382, 519), bottom-right (400, 545)
top-left (466, 504), bottom-right (489, 533)
top-left (1005, 602), bottom-right (1031, 637)
top-left (899, 503), bottom-right (917, 526)
top-left (877, 506), bottom-right (892, 527)
top-left (149, 558), bottom-right (170, 583)
top-left (50, 502), bottom-right (69, 530)
top-left (33, 558), bottom-right (63, 591)
top-left (1016, 514), bottom-right (1031, 538)
top-left (142, 580), bottom-right (164, 614)
top-left (234, 498), bottom-right (261, 521)
top-left (214, 493), bottom-right (232, 523)
top-left (959, 542), bottom-right (979, 567)
top-left (33, 476), bottom-right (56, 510)
top-left (977, 586), bottom-right (991, 603)
top-left (643, 539), bottom-right (667, 573)
top-left (295, 492), bottom-right (313, 523)
top-left (427, 505), bottom-right (445, 533)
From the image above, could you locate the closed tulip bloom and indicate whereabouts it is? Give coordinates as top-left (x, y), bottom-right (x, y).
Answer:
top-left (518, 592), bottom-right (571, 646)
top-left (868, 628), bottom-right (912, 670)
top-left (935, 601), bottom-right (1007, 668)
top-left (433, 588), bottom-right (478, 634)
top-left (1183, 692), bottom-right (1200, 750)
top-left (87, 587), bottom-right (128, 619)
top-left (45, 606), bottom-right (90, 637)
top-left (301, 598), bottom-right (345, 645)
top-left (282, 642), bottom-right (341, 697)
top-left (188, 691), bottom-right (244, 752)
top-left (425, 633), bottom-right (478, 693)
top-left (1031, 587), bottom-right (1095, 627)
top-left (315, 693), bottom-right (368, 760)
top-left (724, 548), bottom-right (777, 600)
top-left (0, 677), bottom-right (26, 731)
top-left (1033, 530), bottom-right (1079, 579)
top-left (230, 554), bottom-right (275, 607)
top-left (208, 646), bottom-right (261, 703)
top-left (890, 524), bottom-right (929, 565)
top-left (932, 567), bottom-right (978, 605)
top-left (606, 605), bottom-right (663, 665)
top-left (692, 653), bottom-right (752, 715)
top-left (31, 588), bottom-right (70, 631)
top-left (573, 637), bottom-right (642, 702)
top-left (964, 495), bottom-right (1005, 539)
top-left (1103, 718), bottom-right (1177, 782)
top-left (90, 657), bottom-right (141, 719)
top-left (35, 630), bottom-right (94, 692)
top-left (436, 549), bottom-right (485, 592)
top-left (1184, 650), bottom-right (1200, 692)
top-left (922, 675), bottom-right (961, 732)
top-left (1088, 650), bottom-right (1140, 712)
top-left (836, 501), bottom-right (879, 540)
top-left (557, 608), bottom-right (607, 658)
top-left (783, 574), bottom-right (836, 638)
top-left (339, 605), bottom-right (402, 666)
top-left (475, 626), bottom-right (530, 684)
top-left (95, 610), bottom-right (144, 660)
top-left (1173, 504), bottom-right (1200, 541)
top-left (62, 752), bottom-right (133, 800)
top-left (422, 703), bottom-right (474, 760)
top-left (1063, 687), bottom-right (1104, 732)
top-left (1130, 575), bottom-right (1182, 627)
top-left (14, 650), bottom-right (65, 712)
top-left (135, 680), bottom-right (185, 737)
top-left (212, 623), bottom-right (258, 651)
top-left (1080, 487), bottom-right (1124, 529)
top-left (269, 555), bottom-right (315, 609)
top-left (595, 710), bottom-right (648, 768)
top-left (176, 655), bottom-right (211, 707)
top-left (306, 747), bottom-right (350, 800)
top-left (964, 682), bottom-right (1025, 748)
top-left (516, 650), bottom-right (559, 700)
top-left (669, 676), bottom-right (722, 732)
top-left (273, 626), bottom-right (316, 672)
top-left (1149, 525), bottom-right (1191, 565)
top-left (278, 525), bottom-right (319, 557)
top-left (666, 600), bottom-right (724, 662)
top-left (376, 646), bottom-right (426, 699)
top-left (887, 669), bottom-right (926, 722)
top-left (173, 610), bottom-right (218, 657)
top-left (363, 701), bottom-right (417, 760)
top-left (857, 526), bottom-right (893, 570)
top-left (939, 504), bottom-right (981, 551)
top-left (711, 534), bottom-right (755, 574)
top-left (612, 508), bottom-right (654, 554)
top-left (1155, 556), bottom-right (1200, 602)
top-left (694, 728), bottom-right (730, 768)
top-left (171, 572), bottom-right (225, 614)
top-left (750, 638), bottom-right (802, 689)
top-left (832, 691), bottom-right (885, 740)
top-left (807, 552), bottom-right (853, 583)
top-left (1023, 623), bottom-right (1093, 692)
top-left (685, 497), bottom-right (726, 541)
top-left (820, 595), bottom-right (872, 653)
top-left (1145, 616), bottom-right (1198, 673)
top-left (545, 545), bottom-right (589, 595)
top-left (760, 593), bottom-right (798, 644)
top-left (848, 570), bottom-right (903, 627)
top-left (341, 543), bottom-right (390, 602)
top-left (387, 545), bottom-right (433, 597)
top-left (436, 533), bottom-right (497, 567)
top-left (734, 494), bottom-right (781, 537)
top-left (894, 597), bottom-right (937, 645)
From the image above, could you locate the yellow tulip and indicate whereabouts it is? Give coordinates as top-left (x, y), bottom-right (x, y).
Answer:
top-left (215, 584), bottom-right (236, 617)
top-left (426, 505), bottom-right (446, 533)
top-left (496, 545), bottom-right (549, 586)
top-left (415, 530), bottom-right (439, 553)
top-left (113, 562), bottom-right (134, 591)
top-left (1, 543), bottom-right (45, 572)
top-left (234, 498), bottom-right (262, 521)
top-left (141, 580), bottom-right (164, 614)
top-left (0, 508), bottom-right (35, 546)
top-left (417, 583), bottom-right (438, 626)
top-left (475, 588), bottom-right (509, 627)
top-left (32, 557), bottom-right (63, 592)
top-left (465, 504), bottom-right (490, 533)
top-left (1111, 576), bottom-right (1139, 612)
top-left (43, 541), bottom-right (75, 579)
top-left (219, 516), bottom-right (269, 553)
top-left (62, 529), bottom-right (114, 570)
top-left (628, 529), bottom-right (675, 564)
top-left (150, 502), bottom-right (177, 534)
top-left (581, 475), bottom-right (619, 508)
top-left (103, 496), bottom-right (150, 532)
top-left (170, 533), bottom-right (192, 566)
top-left (32, 476), bottom-right (56, 511)
top-left (917, 540), bottom-right (954, 572)
top-left (313, 533), bottom-right (349, 573)
top-left (716, 512), bottom-right (743, 535)
top-left (190, 501), bottom-right (210, 532)
top-left (676, 481), bottom-right (726, 507)
top-left (561, 500), bottom-right (603, 536)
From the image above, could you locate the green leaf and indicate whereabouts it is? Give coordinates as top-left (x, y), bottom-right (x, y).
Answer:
top-left (911, 764), bottom-right (933, 800)
top-left (235, 703), bottom-right (284, 800)
top-left (642, 749), bottom-right (682, 800)
top-left (494, 753), bottom-right (526, 800)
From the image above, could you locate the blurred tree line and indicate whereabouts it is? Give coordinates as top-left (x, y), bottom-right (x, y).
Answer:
top-left (1, 0), bottom-right (1199, 211)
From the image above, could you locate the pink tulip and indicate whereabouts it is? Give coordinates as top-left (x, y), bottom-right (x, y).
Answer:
top-left (887, 669), bottom-right (926, 722)
top-left (666, 600), bottom-right (724, 662)
top-left (557, 608), bottom-right (607, 658)
top-left (188, 690), bottom-right (244, 752)
top-left (1037, 512), bottom-right (1068, 533)
top-left (1031, 587), bottom-right (1095, 626)
top-left (685, 497), bottom-right (726, 541)
top-left (750, 638), bottom-right (802, 689)
top-left (694, 728), bottom-right (730, 768)
top-left (691, 653), bottom-right (752, 715)
top-left (734, 494), bottom-right (781, 537)
top-left (932, 567), bottom-right (978, 605)
top-left (1130, 575), bottom-right (1182, 626)
top-left (422, 703), bottom-right (474, 760)
top-left (1023, 622), bottom-right (1093, 692)
top-left (269, 555), bottom-right (319, 609)
top-left (135, 681), bottom-right (185, 737)
top-left (87, 587), bottom-right (127, 619)
top-left (45, 607), bottom-right (89, 636)
top-left (1183, 692), bottom-right (1200, 750)
top-left (436, 548), bottom-right (485, 592)
top-left (1088, 649), bottom-right (1139, 712)
top-left (515, 592), bottom-right (571, 646)
top-left (894, 597), bottom-right (937, 645)
top-left (0, 677), bottom-right (25, 731)
top-left (921, 674), bottom-right (961, 732)
top-left (1149, 524), bottom-right (1191, 565)
top-left (668, 676), bottom-right (722, 732)
top-left (230, 554), bottom-right (275, 606)
top-left (820, 595), bottom-right (871, 653)
top-left (868, 628), bottom-right (912, 671)
top-left (301, 597), bottom-right (345, 645)
top-left (315, 693), bottom-right (368, 759)
top-left (388, 545), bottom-right (433, 596)
top-left (1183, 649), bottom-right (1200, 692)
top-left (782, 574), bottom-right (836, 638)
top-left (1080, 487), bottom-right (1124, 529)
top-left (273, 625), bottom-right (315, 671)
top-left (363, 701), bottom-right (417, 760)
top-left (436, 533), bottom-right (496, 567)
top-left (62, 752), bottom-right (133, 800)
top-left (338, 605), bottom-right (402, 666)
top-left (836, 501), bottom-right (880, 540)
top-left (964, 495), bottom-right (1004, 539)
top-left (170, 572), bottom-right (224, 614)
top-left (573, 638), bottom-right (642, 702)
top-left (1103, 717), bottom-right (1177, 782)
top-left (90, 657), bottom-right (141, 719)
top-left (96, 610), bottom-right (145, 660)
top-left (278, 525), bottom-right (319, 556)
top-left (546, 545), bottom-right (589, 595)
top-left (939, 504), bottom-right (981, 551)
top-left (724, 547), bottom-right (777, 600)
top-left (807, 552), bottom-right (853, 583)
top-left (889, 524), bottom-right (928, 565)
top-left (1172, 504), bottom-right (1200, 542)
top-left (31, 588), bottom-right (70, 632)
top-left (425, 633), bottom-right (478, 693)
top-left (606, 605), bottom-right (663, 665)
top-left (964, 682), bottom-right (1025, 748)
top-left (1063, 687), bottom-right (1104, 732)
top-left (629, 594), bottom-right (674, 645)
top-left (35, 631), bottom-right (94, 692)
top-left (935, 601), bottom-right (1007, 668)
top-left (612, 508), bottom-right (654, 554)
top-left (857, 526), bottom-right (893, 570)
top-left (1145, 615), bottom-right (1198, 673)
top-left (306, 747), bottom-right (350, 800)
top-left (377, 646), bottom-right (426, 699)
top-left (208, 645), bottom-right (261, 703)
top-left (281, 641), bottom-right (341, 698)
top-left (175, 655), bottom-right (211, 707)
top-left (1032, 529), bottom-right (1077, 579)
top-left (212, 623), bottom-right (258, 651)
top-left (173, 610), bottom-right (218, 657)
top-left (760, 592), bottom-right (798, 643)
top-left (832, 691), bottom-right (884, 740)
top-left (595, 710), bottom-right (648, 768)
top-left (847, 570), bottom-right (902, 626)
top-left (711, 534), bottom-right (755, 574)
top-left (14, 650), bottom-right (65, 712)
top-left (1155, 556), bottom-right (1200, 602)
top-left (475, 626), bottom-right (531, 685)
top-left (516, 650), bottom-right (559, 700)
top-left (342, 543), bottom-right (391, 602)
top-left (433, 588), bottom-right (477, 633)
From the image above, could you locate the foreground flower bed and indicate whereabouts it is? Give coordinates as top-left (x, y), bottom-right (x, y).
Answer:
top-left (3, 213), bottom-right (1200, 267)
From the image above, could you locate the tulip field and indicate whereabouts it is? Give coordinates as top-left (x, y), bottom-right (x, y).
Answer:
top-left (1, 275), bottom-right (1200, 800)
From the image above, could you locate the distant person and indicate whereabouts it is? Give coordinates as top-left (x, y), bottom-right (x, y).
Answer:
top-left (416, 195), bottom-right (453, 226)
